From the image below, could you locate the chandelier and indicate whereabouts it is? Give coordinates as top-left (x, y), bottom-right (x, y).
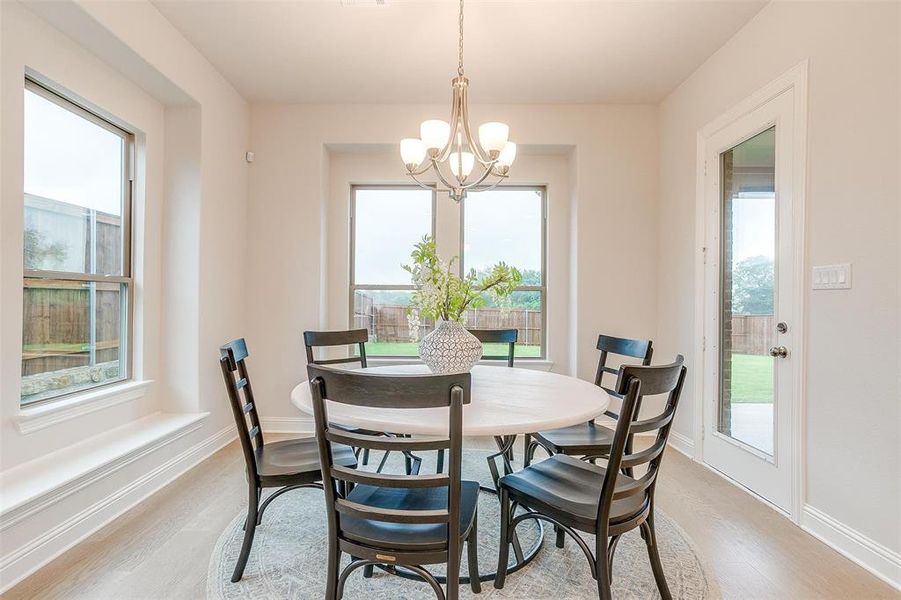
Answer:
top-left (399, 0), bottom-right (516, 203)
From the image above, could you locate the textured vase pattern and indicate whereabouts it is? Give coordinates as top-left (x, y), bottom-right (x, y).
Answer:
top-left (418, 320), bottom-right (483, 374)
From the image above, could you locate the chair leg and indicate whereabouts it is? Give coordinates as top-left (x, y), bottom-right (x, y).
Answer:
top-left (361, 448), bottom-right (370, 466)
top-left (375, 449), bottom-right (391, 473)
top-left (232, 483), bottom-right (259, 582)
top-left (522, 433), bottom-right (532, 466)
top-left (555, 525), bottom-right (565, 548)
top-left (447, 539), bottom-right (461, 600)
top-left (642, 518), bottom-right (672, 600)
top-left (436, 449), bottom-right (445, 473)
top-left (494, 488), bottom-right (511, 589)
top-left (466, 513), bottom-right (482, 594)
top-left (595, 539), bottom-right (612, 600)
top-left (326, 540), bottom-right (342, 600)
top-left (362, 563), bottom-right (374, 578)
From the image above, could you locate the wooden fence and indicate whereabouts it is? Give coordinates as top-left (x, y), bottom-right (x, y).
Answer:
top-left (354, 298), bottom-right (542, 347)
top-left (21, 279), bottom-right (120, 375)
top-left (730, 314), bottom-right (775, 355)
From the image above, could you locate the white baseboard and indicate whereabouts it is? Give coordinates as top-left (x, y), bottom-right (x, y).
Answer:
top-left (261, 416), bottom-right (314, 434)
top-left (801, 504), bottom-right (901, 591)
top-left (0, 424), bottom-right (236, 593)
top-left (666, 429), bottom-right (695, 459)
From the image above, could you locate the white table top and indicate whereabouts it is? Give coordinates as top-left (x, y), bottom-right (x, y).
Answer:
top-left (290, 364), bottom-right (610, 436)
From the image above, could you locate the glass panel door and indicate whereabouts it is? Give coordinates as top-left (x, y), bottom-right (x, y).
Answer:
top-left (718, 127), bottom-right (776, 456)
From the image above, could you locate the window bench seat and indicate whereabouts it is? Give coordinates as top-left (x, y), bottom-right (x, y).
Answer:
top-left (0, 411), bottom-right (208, 527)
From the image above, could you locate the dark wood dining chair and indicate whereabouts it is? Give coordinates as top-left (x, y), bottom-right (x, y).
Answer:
top-left (304, 329), bottom-right (418, 474)
top-left (308, 365), bottom-right (481, 600)
top-left (525, 334), bottom-right (653, 467)
top-left (219, 338), bottom-right (357, 582)
top-left (495, 356), bottom-right (686, 600)
top-left (468, 327), bottom-right (518, 367)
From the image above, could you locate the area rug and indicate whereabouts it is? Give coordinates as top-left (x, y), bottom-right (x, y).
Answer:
top-left (207, 450), bottom-right (710, 599)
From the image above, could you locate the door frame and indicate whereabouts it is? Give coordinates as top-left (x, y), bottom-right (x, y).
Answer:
top-left (693, 60), bottom-right (809, 523)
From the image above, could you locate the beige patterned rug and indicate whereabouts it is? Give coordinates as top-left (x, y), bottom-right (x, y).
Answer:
top-left (207, 450), bottom-right (710, 599)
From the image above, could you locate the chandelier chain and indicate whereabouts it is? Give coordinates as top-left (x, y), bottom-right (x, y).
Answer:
top-left (458, 0), bottom-right (464, 76)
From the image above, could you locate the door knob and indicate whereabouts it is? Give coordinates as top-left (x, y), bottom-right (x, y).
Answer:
top-left (769, 346), bottom-right (788, 358)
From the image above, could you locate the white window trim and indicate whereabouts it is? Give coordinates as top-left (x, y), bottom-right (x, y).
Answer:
top-left (21, 77), bottom-right (136, 408)
top-left (14, 380), bottom-right (152, 435)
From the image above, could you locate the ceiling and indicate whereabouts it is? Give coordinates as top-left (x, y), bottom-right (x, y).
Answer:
top-left (151, 0), bottom-right (767, 104)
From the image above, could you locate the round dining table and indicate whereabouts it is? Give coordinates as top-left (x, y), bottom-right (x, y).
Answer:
top-left (289, 363), bottom-right (611, 582)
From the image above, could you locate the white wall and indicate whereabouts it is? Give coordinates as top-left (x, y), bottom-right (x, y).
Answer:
top-left (657, 0), bottom-right (899, 561)
top-left (247, 104), bottom-right (659, 422)
top-left (0, 0), bottom-right (249, 589)
top-left (0, 1), bottom-right (165, 468)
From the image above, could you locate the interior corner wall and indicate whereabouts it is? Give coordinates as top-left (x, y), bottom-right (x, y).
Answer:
top-left (162, 106), bottom-right (201, 413)
top-left (656, 0), bottom-right (900, 556)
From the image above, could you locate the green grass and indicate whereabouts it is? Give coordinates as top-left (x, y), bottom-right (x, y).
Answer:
top-left (730, 353), bottom-right (774, 403)
top-left (365, 341), bottom-right (542, 358)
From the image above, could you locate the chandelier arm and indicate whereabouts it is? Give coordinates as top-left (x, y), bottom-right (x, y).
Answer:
top-left (408, 171), bottom-right (437, 191)
top-left (458, 161), bottom-right (499, 190)
top-left (460, 84), bottom-right (492, 163)
top-left (470, 174), bottom-right (508, 194)
top-left (406, 158), bottom-right (436, 177)
top-left (435, 83), bottom-right (463, 163)
top-left (430, 161), bottom-right (462, 194)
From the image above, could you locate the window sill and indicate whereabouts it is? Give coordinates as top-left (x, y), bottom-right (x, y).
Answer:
top-left (367, 358), bottom-right (555, 371)
top-left (14, 380), bottom-right (153, 435)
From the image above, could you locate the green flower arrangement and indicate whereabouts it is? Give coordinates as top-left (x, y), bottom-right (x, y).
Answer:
top-left (402, 236), bottom-right (522, 323)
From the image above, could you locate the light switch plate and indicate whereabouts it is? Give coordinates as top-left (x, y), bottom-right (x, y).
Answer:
top-left (812, 263), bottom-right (852, 289)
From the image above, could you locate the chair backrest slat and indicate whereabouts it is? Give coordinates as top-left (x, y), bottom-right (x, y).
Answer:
top-left (332, 465), bottom-right (451, 489)
top-left (304, 329), bottom-right (368, 369)
top-left (594, 334), bottom-right (653, 418)
top-left (325, 429), bottom-right (450, 452)
top-left (597, 355), bottom-right (686, 527)
top-left (336, 499), bottom-right (450, 524)
top-left (219, 338), bottom-right (265, 483)
top-left (309, 365), bottom-right (468, 549)
top-left (468, 328), bottom-right (517, 367)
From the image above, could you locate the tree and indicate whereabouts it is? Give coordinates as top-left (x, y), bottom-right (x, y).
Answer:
top-left (732, 255), bottom-right (773, 315)
top-left (24, 229), bottom-right (67, 270)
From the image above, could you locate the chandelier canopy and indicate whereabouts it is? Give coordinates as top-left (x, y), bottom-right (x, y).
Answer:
top-left (399, 0), bottom-right (516, 203)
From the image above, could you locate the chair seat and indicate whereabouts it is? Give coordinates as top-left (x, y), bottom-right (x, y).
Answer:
top-left (533, 421), bottom-right (616, 455)
top-left (255, 438), bottom-right (356, 482)
top-left (499, 454), bottom-right (646, 532)
top-left (340, 481), bottom-right (480, 551)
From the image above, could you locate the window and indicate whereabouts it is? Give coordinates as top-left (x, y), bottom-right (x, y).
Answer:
top-left (350, 186), bottom-right (435, 356)
top-left (462, 187), bottom-right (546, 359)
top-left (349, 184), bottom-right (546, 359)
top-left (21, 79), bottom-right (133, 405)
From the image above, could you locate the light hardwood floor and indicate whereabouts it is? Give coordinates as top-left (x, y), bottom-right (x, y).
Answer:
top-left (3, 436), bottom-right (897, 599)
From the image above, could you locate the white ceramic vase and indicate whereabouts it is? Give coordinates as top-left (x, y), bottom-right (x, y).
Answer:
top-left (418, 319), bottom-right (483, 374)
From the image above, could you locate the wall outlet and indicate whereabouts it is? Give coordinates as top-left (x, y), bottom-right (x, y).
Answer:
top-left (812, 263), bottom-right (851, 289)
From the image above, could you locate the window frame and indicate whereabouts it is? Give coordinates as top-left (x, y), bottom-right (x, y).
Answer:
top-left (21, 78), bottom-right (135, 407)
top-left (460, 185), bottom-right (548, 360)
top-left (349, 184), bottom-right (437, 356)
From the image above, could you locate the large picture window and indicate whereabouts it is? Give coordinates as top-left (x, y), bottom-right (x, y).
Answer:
top-left (21, 79), bottom-right (133, 405)
top-left (350, 186), bottom-right (435, 357)
top-left (349, 185), bottom-right (546, 359)
top-left (462, 187), bottom-right (546, 358)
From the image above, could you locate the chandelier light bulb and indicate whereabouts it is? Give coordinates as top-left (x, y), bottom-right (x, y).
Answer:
top-left (420, 120), bottom-right (451, 153)
top-left (478, 122), bottom-right (510, 156)
top-left (449, 151), bottom-right (475, 178)
top-left (400, 138), bottom-right (426, 168)
top-left (497, 141), bottom-right (517, 168)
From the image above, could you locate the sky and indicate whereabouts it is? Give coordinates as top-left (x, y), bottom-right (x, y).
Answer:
top-left (24, 88), bottom-right (123, 216)
top-left (353, 187), bottom-right (542, 286)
